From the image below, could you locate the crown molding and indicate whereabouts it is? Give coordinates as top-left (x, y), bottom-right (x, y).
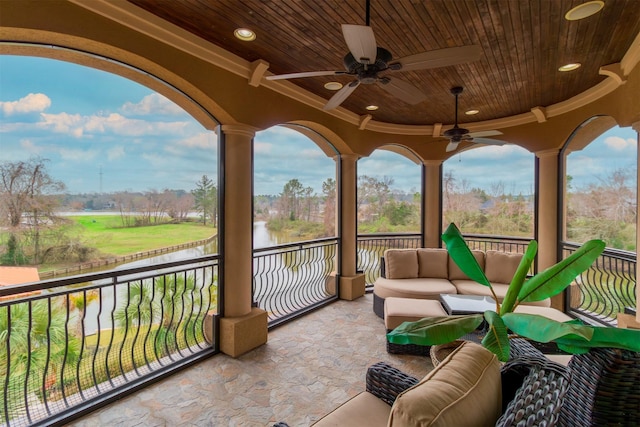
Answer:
top-left (70, 0), bottom-right (640, 137)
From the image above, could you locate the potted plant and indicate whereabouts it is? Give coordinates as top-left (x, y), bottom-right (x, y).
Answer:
top-left (387, 223), bottom-right (640, 361)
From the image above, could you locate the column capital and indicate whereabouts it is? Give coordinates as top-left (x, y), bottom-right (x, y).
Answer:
top-left (632, 121), bottom-right (640, 133)
top-left (535, 148), bottom-right (560, 159)
top-left (423, 160), bottom-right (443, 167)
top-left (339, 153), bottom-right (361, 162)
top-left (221, 124), bottom-right (259, 138)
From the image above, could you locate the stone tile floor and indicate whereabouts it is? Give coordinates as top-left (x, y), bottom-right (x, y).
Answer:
top-left (69, 293), bottom-right (433, 426)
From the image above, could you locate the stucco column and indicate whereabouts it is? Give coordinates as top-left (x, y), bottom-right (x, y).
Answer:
top-left (618, 121), bottom-right (640, 329)
top-left (535, 149), bottom-right (561, 309)
top-left (218, 124), bottom-right (267, 357)
top-left (423, 160), bottom-right (443, 248)
top-left (338, 154), bottom-right (365, 300)
top-left (631, 122), bottom-right (640, 327)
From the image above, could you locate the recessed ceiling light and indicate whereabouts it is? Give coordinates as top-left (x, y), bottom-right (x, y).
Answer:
top-left (559, 63), bottom-right (581, 72)
top-left (565, 1), bottom-right (604, 21)
top-left (366, 105), bottom-right (379, 111)
top-left (465, 109), bottom-right (480, 115)
top-left (324, 82), bottom-right (343, 91)
top-left (234, 28), bottom-right (256, 41)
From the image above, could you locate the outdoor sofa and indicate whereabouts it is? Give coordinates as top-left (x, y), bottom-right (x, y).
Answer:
top-left (373, 247), bottom-right (551, 318)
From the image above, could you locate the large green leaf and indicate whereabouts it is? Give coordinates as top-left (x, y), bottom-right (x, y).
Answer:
top-left (386, 315), bottom-right (483, 346)
top-left (518, 239), bottom-right (605, 302)
top-left (502, 313), bottom-right (594, 343)
top-left (554, 325), bottom-right (640, 353)
top-left (442, 223), bottom-right (490, 287)
top-left (481, 311), bottom-right (510, 361)
top-left (500, 240), bottom-right (537, 315)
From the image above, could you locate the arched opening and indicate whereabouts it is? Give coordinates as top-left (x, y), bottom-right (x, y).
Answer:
top-left (252, 124), bottom-right (340, 324)
top-left (561, 120), bottom-right (637, 324)
top-left (0, 53), bottom-right (221, 424)
top-left (443, 144), bottom-right (535, 238)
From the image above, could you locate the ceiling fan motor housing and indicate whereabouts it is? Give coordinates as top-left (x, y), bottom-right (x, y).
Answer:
top-left (343, 47), bottom-right (392, 83)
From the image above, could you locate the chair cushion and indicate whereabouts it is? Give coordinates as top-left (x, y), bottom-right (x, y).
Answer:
top-left (388, 341), bottom-right (502, 427)
top-left (384, 249), bottom-right (419, 279)
top-left (484, 250), bottom-right (523, 284)
top-left (448, 250), bottom-right (485, 280)
top-left (417, 248), bottom-right (449, 279)
top-left (312, 391), bottom-right (390, 427)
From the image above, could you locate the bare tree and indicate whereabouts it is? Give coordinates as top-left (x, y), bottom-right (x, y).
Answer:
top-left (0, 158), bottom-right (65, 263)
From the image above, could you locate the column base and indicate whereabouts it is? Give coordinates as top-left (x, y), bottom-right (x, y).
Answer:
top-left (220, 308), bottom-right (268, 357)
top-left (339, 274), bottom-right (365, 301)
top-left (617, 312), bottom-right (640, 330)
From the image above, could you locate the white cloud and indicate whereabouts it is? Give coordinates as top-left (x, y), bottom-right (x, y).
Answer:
top-left (142, 152), bottom-right (168, 168)
top-left (107, 146), bottom-right (125, 160)
top-left (254, 141), bottom-right (272, 154)
top-left (59, 147), bottom-right (98, 162)
top-left (604, 136), bottom-right (635, 151)
top-left (39, 112), bottom-right (85, 136)
top-left (38, 111), bottom-right (188, 138)
top-left (121, 93), bottom-right (184, 116)
top-left (19, 139), bottom-right (44, 154)
top-left (178, 132), bottom-right (217, 149)
top-left (0, 93), bottom-right (51, 115)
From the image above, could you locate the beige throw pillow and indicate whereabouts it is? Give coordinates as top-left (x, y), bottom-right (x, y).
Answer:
top-left (385, 249), bottom-right (418, 279)
top-left (417, 248), bottom-right (449, 279)
top-left (388, 341), bottom-right (502, 427)
top-left (484, 250), bottom-right (523, 284)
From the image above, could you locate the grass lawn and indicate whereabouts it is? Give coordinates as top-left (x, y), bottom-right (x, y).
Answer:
top-left (69, 215), bottom-right (216, 256)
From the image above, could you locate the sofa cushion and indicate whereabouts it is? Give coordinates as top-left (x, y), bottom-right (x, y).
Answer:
top-left (384, 297), bottom-right (448, 330)
top-left (417, 248), bottom-right (449, 279)
top-left (388, 341), bottom-right (502, 427)
top-left (448, 250), bottom-right (485, 280)
top-left (374, 277), bottom-right (457, 300)
top-left (484, 250), bottom-right (523, 284)
top-left (384, 249), bottom-right (419, 279)
top-left (453, 281), bottom-right (551, 307)
top-left (312, 391), bottom-right (390, 427)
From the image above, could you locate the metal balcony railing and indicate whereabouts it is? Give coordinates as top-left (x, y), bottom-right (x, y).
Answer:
top-left (461, 234), bottom-right (532, 253)
top-left (356, 233), bottom-right (422, 288)
top-left (563, 242), bottom-right (637, 326)
top-left (0, 256), bottom-right (219, 427)
top-left (253, 237), bottom-right (339, 327)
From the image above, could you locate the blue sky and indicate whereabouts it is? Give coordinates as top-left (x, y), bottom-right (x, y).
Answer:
top-left (1, 55), bottom-right (636, 196)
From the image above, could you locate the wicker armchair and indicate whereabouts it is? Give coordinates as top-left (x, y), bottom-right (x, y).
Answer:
top-left (365, 351), bottom-right (570, 427)
top-left (559, 347), bottom-right (640, 427)
top-left (507, 338), bottom-right (640, 427)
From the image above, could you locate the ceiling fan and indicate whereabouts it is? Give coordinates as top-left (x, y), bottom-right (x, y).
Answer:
top-left (265, 1), bottom-right (482, 111)
top-left (442, 86), bottom-right (505, 152)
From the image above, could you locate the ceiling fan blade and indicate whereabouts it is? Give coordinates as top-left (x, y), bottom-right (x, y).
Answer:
top-left (323, 80), bottom-right (360, 110)
top-left (446, 141), bottom-right (460, 152)
top-left (392, 45), bottom-right (483, 72)
top-left (341, 24), bottom-right (377, 64)
top-left (266, 70), bottom-right (344, 80)
top-left (377, 78), bottom-right (427, 105)
top-left (468, 130), bottom-right (503, 138)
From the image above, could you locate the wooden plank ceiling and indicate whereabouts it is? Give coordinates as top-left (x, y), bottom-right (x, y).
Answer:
top-left (128, 0), bottom-right (640, 126)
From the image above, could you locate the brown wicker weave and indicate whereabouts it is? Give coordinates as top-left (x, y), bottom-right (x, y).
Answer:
top-left (496, 355), bottom-right (570, 427)
top-left (559, 347), bottom-right (640, 427)
top-left (365, 361), bottom-right (419, 406)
